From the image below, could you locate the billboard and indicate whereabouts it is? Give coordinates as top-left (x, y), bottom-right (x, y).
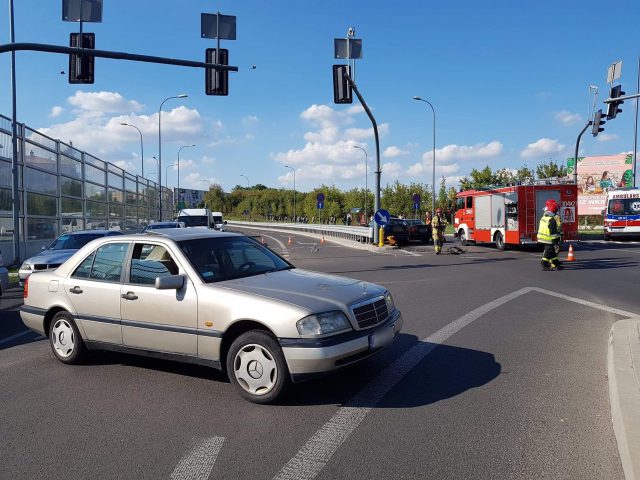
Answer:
top-left (566, 154), bottom-right (634, 215)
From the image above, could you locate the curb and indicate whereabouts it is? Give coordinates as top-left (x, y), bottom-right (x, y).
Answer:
top-left (608, 318), bottom-right (640, 480)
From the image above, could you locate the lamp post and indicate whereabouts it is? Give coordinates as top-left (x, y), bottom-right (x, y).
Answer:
top-left (240, 174), bottom-right (250, 188)
top-left (158, 94), bottom-right (188, 220)
top-left (353, 145), bottom-right (368, 223)
top-left (120, 123), bottom-right (144, 178)
top-left (284, 165), bottom-right (296, 223)
top-left (165, 163), bottom-right (178, 189)
top-left (177, 144), bottom-right (196, 210)
top-left (151, 156), bottom-right (160, 218)
top-left (413, 96), bottom-right (436, 218)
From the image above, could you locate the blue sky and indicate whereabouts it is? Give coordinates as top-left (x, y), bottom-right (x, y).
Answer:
top-left (1, 0), bottom-right (639, 191)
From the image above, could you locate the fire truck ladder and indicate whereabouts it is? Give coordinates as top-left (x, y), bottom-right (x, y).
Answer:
top-left (525, 186), bottom-right (536, 234)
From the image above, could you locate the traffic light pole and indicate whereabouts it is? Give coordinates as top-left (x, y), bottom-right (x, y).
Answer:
top-left (573, 120), bottom-right (593, 184)
top-left (345, 74), bottom-right (381, 244)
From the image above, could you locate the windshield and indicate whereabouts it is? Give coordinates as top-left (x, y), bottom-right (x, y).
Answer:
top-left (213, 216), bottom-right (223, 224)
top-left (47, 233), bottom-right (103, 251)
top-left (178, 236), bottom-right (293, 283)
top-left (608, 198), bottom-right (640, 216)
top-left (404, 219), bottom-right (423, 225)
top-left (177, 216), bottom-right (209, 227)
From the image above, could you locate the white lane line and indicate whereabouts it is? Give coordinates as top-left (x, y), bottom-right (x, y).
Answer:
top-left (170, 436), bottom-right (225, 480)
top-left (272, 287), bottom-right (534, 480)
top-left (530, 287), bottom-right (640, 319)
top-left (0, 329), bottom-right (38, 347)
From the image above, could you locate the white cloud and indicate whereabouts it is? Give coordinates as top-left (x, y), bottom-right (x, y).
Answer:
top-left (344, 123), bottom-right (390, 141)
top-left (68, 91), bottom-right (143, 115)
top-left (597, 133), bottom-right (619, 142)
top-left (114, 160), bottom-right (137, 172)
top-left (521, 138), bottom-right (565, 158)
top-left (554, 110), bottom-right (582, 126)
top-left (49, 106), bottom-right (63, 118)
top-left (175, 159), bottom-right (195, 170)
top-left (381, 162), bottom-right (403, 178)
top-left (383, 146), bottom-right (410, 158)
top-left (242, 115), bottom-right (258, 126)
top-left (202, 155), bottom-right (216, 165)
top-left (181, 172), bottom-right (220, 189)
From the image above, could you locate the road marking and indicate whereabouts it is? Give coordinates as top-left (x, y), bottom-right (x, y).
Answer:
top-left (273, 286), bottom-right (640, 480)
top-left (272, 287), bottom-right (533, 480)
top-left (0, 329), bottom-right (37, 347)
top-left (170, 436), bottom-right (224, 480)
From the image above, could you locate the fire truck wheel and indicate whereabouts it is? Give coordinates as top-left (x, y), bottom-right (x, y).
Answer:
top-left (494, 231), bottom-right (506, 250)
top-left (458, 229), bottom-right (468, 246)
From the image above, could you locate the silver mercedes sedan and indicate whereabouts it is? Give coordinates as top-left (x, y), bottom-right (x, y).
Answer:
top-left (20, 229), bottom-right (402, 403)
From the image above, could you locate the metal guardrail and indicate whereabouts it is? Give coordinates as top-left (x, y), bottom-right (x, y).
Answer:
top-left (228, 221), bottom-right (373, 244)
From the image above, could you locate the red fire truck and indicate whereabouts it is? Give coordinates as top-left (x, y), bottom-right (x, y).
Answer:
top-left (454, 182), bottom-right (578, 249)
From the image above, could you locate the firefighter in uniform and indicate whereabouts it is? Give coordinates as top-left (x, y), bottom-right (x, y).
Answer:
top-left (432, 207), bottom-right (447, 254)
top-left (538, 199), bottom-right (561, 270)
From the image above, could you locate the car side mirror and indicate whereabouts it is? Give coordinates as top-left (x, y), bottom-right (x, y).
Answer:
top-left (224, 220), bottom-right (227, 225)
top-left (155, 274), bottom-right (185, 290)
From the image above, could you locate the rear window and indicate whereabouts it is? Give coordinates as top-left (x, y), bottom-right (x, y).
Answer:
top-left (48, 233), bottom-right (103, 251)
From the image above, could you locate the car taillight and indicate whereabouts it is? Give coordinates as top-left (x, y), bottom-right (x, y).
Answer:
top-left (23, 275), bottom-right (29, 299)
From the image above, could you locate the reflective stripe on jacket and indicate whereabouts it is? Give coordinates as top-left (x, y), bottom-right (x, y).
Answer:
top-left (538, 214), bottom-right (559, 244)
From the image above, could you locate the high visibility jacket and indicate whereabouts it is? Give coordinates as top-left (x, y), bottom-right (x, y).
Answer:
top-left (538, 214), bottom-right (559, 244)
top-left (433, 215), bottom-right (447, 230)
top-left (554, 214), bottom-right (562, 234)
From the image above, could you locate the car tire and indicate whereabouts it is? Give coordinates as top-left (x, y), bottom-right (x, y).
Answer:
top-left (604, 234), bottom-right (611, 242)
top-left (49, 311), bottom-right (86, 365)
top-left (458, 229), bottom-right (468, 246)
top-left (494, 231), bottom-right (506, 251)
top-left (226, 330), bottom-right (290, 404)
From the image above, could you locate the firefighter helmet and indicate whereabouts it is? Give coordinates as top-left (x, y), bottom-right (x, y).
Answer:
top-left (545, 199), bottom-right (558, 213)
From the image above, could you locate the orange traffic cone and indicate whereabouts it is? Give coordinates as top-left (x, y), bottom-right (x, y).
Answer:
top-left (288, 236), bottom-right (293, 245)
top-left (321, 235), bottom-right (325, 244)
top-left (566, 244), bottom-right (575, 262)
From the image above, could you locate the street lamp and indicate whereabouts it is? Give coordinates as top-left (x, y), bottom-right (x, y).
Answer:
top-left (165, 163), bottom-right (178, 189)
top-left (120, 122), bottom-right (144, 178)
top-left (158, 93), bottom-right (188, 220)
top-left (413, 96), bottom-right (436, 218)
top-left (240, 174), bottom-right (250, 188)
top-left (353, 145), bottom-right (369, 223)
top-left (284, 165), bottom-right (296, 223)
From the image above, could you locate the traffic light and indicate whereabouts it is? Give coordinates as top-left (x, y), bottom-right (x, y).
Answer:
top-left (592, 109), bottom-right (606, 137)
top-left (332, 64), bottom-right (352, 104)
top-left (69, 33), bottom-right (95, 84)
top-left (606, 85), bottom-right (625, 120)
top-left (205, 48), bottom-right (229, 96)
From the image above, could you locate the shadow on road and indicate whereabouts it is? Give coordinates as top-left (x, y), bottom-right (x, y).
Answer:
top-left (560, 257), bottom-right (638, 270)
top-left (282, 333), bottom-right (501, 408)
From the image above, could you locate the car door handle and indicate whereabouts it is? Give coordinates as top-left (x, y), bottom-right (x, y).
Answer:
top-left (121, 292), bottom-right (138, 301)
top-left (69, 286), bottom-right (83, 294)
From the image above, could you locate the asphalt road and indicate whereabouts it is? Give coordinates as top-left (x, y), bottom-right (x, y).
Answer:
top-left (2, 229), bottom-right (639, 479)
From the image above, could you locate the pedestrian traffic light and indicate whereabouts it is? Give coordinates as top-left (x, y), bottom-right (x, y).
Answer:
top-left (332, 65), bottom-right (352, 104)
top-left (69, 33), bottom-right (95, 84)
top-left (592, 109), bottom-right (606, 137)
top-left (606, 85), bottom-right (625, 120)
top-left (205, 48), bottom-right (229, 96)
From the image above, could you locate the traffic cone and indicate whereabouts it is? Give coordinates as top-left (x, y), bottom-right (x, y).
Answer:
top-left (321, 235), bottom-right (325, 244)
top-left (566, 244), bottom-right (575, 262)
top-left (261, 236), bottom-right (266, 244)
top-left (288, 236), bottom-right (293, 245)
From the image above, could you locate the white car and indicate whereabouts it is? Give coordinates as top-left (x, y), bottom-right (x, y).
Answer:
top-left (20, 229), bottom-right (402, 403)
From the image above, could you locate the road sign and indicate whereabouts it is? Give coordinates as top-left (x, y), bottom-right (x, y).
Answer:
top-left (334, 38), bottom-right (362, 59)
top-left (63, 0), bottom-right (103, 22)
top-left (412, 193), bottom-right (421, 203)
top-left (317, 201), bottom-right (324, 209)
top-left (317, 192), bottom-right (325, 202)
top-left (201, 13), bottom-right (237, 40)
top-left (413, 202), bottom-right (420, 211)
top-left (374, 209), bottom-right (390, 226)
top-left (607, 61), bottom-right (622, 85)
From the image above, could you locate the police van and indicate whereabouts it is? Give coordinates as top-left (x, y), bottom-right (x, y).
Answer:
top-left (603, 188), bottom-right (640, 240)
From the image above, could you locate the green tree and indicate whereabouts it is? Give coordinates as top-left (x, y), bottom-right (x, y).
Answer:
top-left (536, 160), bottom-right (567, 179)
top-left (459, 166), bottom-right (497, 190)
top-left (203, 183), bottom-right (227, 212)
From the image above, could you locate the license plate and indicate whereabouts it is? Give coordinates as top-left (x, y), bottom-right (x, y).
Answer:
top-left (369, 326), bottom-right (394, 349)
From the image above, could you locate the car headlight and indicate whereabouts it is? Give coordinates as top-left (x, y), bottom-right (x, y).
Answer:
top-left (20, 262), bottom-right (32, 271)
top-left (385, 292), bottom-right (395, 313)
top-left (296, 311), bottom-right (351, 337)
